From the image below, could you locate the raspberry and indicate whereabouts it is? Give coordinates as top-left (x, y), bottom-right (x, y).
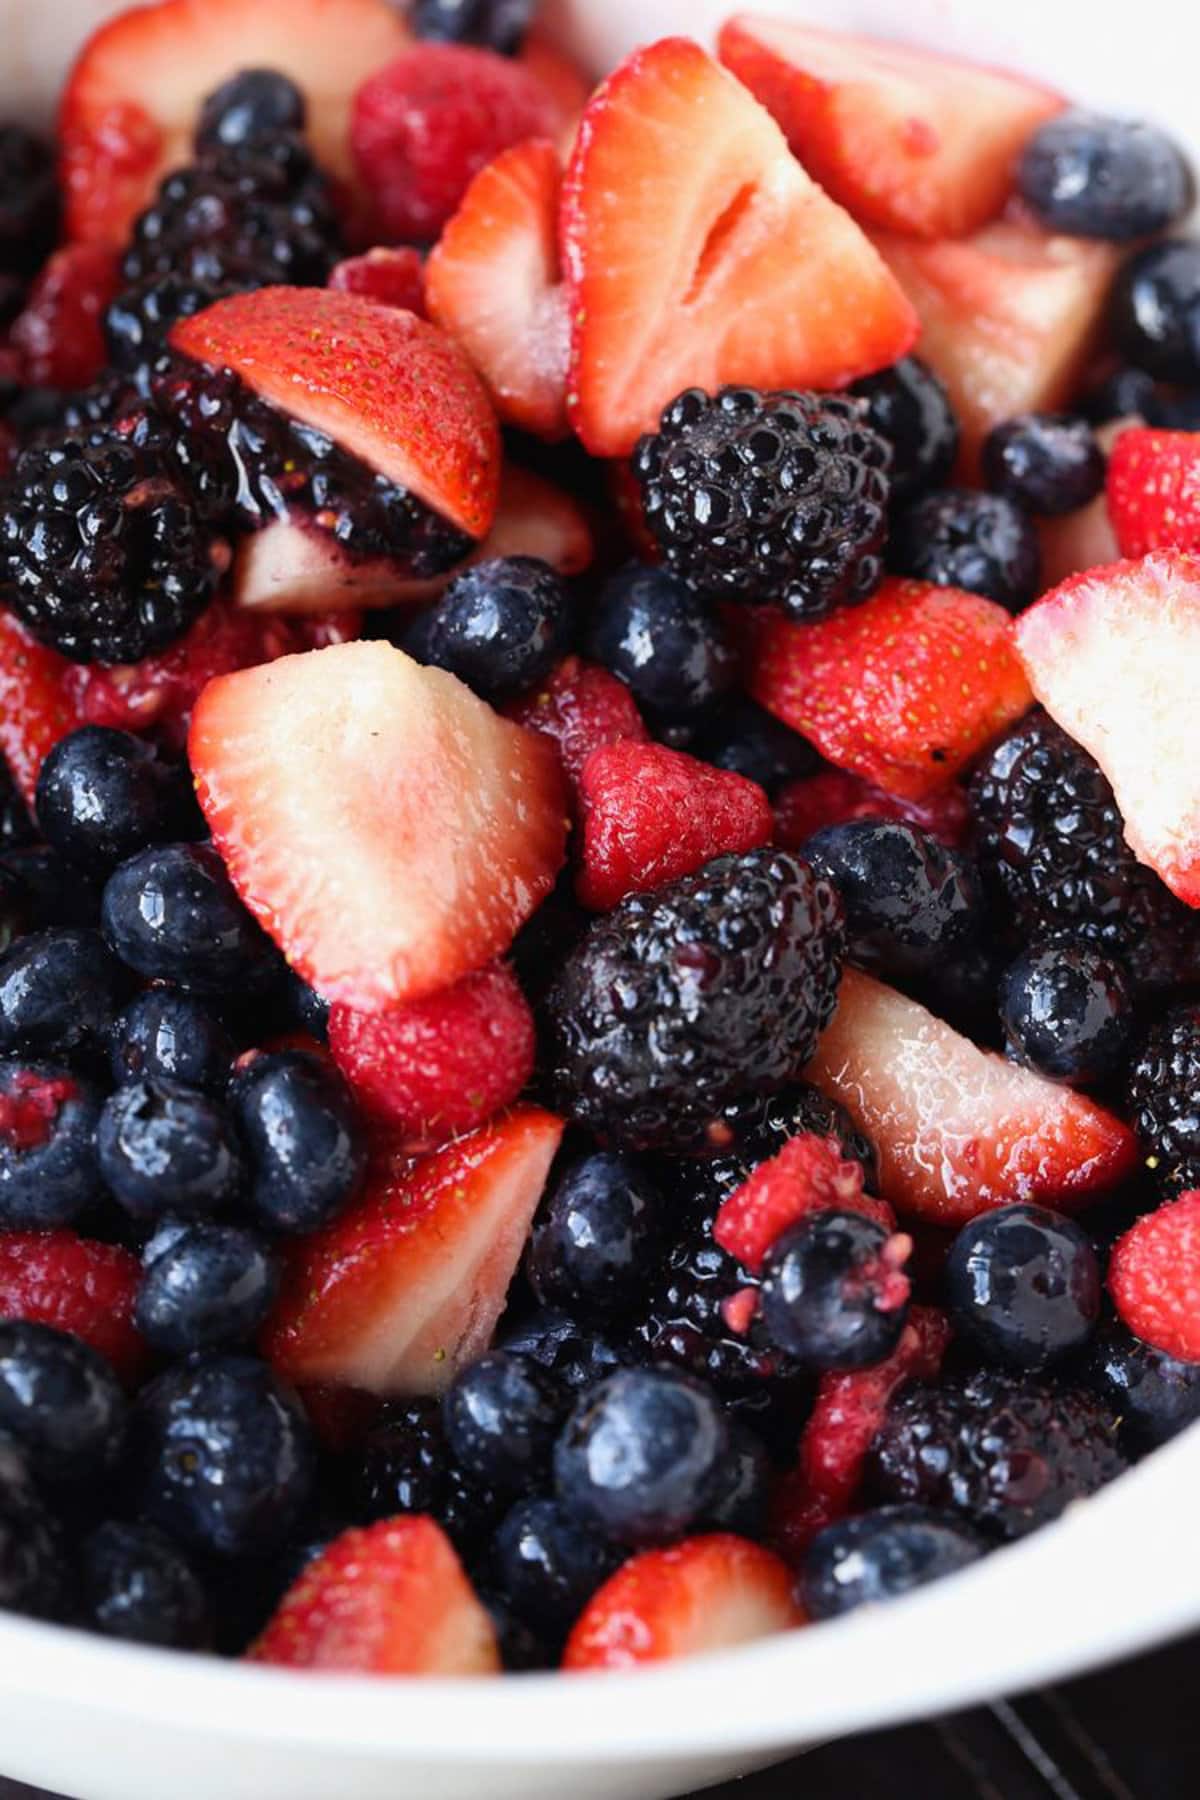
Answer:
top-left (0, 1228), bottom-right (148, 1384)
top-left (774, 769), bottom-right (970, 852)
top-left (329, 247), bottom-right (427, 316)
top-left (1109, 1191), bottom-right (1200, 1362)
top-left (713, 1132), bottom-right (895, 1275)
top-left (505, 655), bottom-right (649, 801)
top-left (10, 246), bottom-right (120, 391)
top-left (1128, 1004), bottom-right (1200, 1192)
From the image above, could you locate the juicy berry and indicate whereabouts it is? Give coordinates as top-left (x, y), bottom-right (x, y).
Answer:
top-left (414, 557), bottom-right (571, 701)
top-left (584, 563), bottom-right (736, 725)
top-left (442, 1350), bottom-right (567, 1494)
top-left (0, 927), bottom-right (127, 1062)
top-left (945, 1203), bottom-right (1101, 1371)
top-left (701, 1424), bottom-right (772, 1538)
top-left (0, 1228), bottom-right (145, 1383)
top-left (999, 943), bottom-right (1133, 1085)
top-left (889, 488), bottom-right (1040, 612)
top-left (492, 1497), bottom-right (618, 1638)
top-left (35, 727), bottom-right (194, 875)
top-left (102, 843), bottom-right (279, 996)
top-left (802, 1504), bottom-right (985, 1620)
top-left (231, 1050), bottom-right (366, 1234)
top-left (0, 1063), bottom-right (102, 1228)
top-left (802, 819), bottom-right (984, 983)
top-left (1108, 1191), bottom-right (1200, 1363)
top-left (527, 1151), bottom-right (663, 1320)
top-left (759, 1210), bottom-right (911, 1369)
top-left (97, 1078), bottom-right (245, 1221)
top-left (1079, 1323), bottom-right (1200, 1449)
top-left (850, 356), bottom-right (958, 505)
top-left (982, 414), bottom-right (1106, 517)
top-left (110, 990), bottom-right (235, 1094)
top-left (0, 1319), bottom-right (126, 1486)
top-left (80, 1520), bottom-right (210, 1649)
top-left (1110, 239), bottom-right (1200, 385)
top-left (195, 69), bottom-right (307, 153)
top-left (135, 1221), bottom-right (279, 1355)
top-left (355, 1400), bottom-right (503, 1559)
top-left (411, 0), bottom-right (535, 54)
top-left (1129, 1004), bottom-right (1200, 1191)
top-left (499, 1308), bottom-right (628, 1396)
top-left (1017, 111), bottom-right (1193, 242)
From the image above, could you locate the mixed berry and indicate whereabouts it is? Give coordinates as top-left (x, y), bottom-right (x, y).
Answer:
top-left (0, 0), bottom-right (1194, 1680)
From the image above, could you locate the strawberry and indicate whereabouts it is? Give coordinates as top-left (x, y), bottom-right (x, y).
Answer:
top-left (562, 1534), bottom-right (802, 1670)
top-left (171, 287), bottom-right (501, 540)
top-left (1015, 550), bottom-right (1200, 907)
top-left (190, 639), bottom-right (567, 1010)
top-left (328, 246), bottom-right (427, 317)
top-left (1106, 428), bottom-right (1200, 558)
top-left (1109, 1191), bottom-right (1200, 1364)
top-left (504, 654), bottom-right (648, 804)
top-left (719, 19), bottom-right (1061, 240)
top-left (575, 741), bottom-right (772, 910)
top-left (804, 968), bottom-right (1138, 1226)
top-left (248, 1516), bottom-right (500, 1674)
top-left (773, 769), bottom-right (970, 851)
top-left (713, 1132), bottom-right (895, 1274)
top-left (1035, 418), bottom-right (1132, 585)
top-left (749, 578), bottom-right (1032, 802)
top-left (0, 1228), bottom-right (148, 1386)
top-left (328, 961), bottom-right (536, 1149)
top-left (517, 27), bottom-right (592, 140)
top-left (425, 137), bottom-right (569, 440)
top-left (0, 611), bottom-right (82, 807)
top-left (351, 44), bottom-right (560, 245)
top-left (59, 0), bottom-right (410, 246)
top-left (9, 245), bottom-right (120, 389)
top-left (262, 1106), bottom-right (563, 1394)
top-left (560, 37), bottom-right (917, 458)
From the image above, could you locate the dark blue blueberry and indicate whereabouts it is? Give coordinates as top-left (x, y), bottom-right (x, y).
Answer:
top-left (443, 1351), bottom-right (567, 1493)
top-left (585, 563), bottom-right (737, 724)
top-left (417, 557), bottom-right (572, 701)
top-left (492, 1497), bottom-right (619, 1635)
top-left (135, 1220), bottom-right (279, 1354)
top-left (97, 1077), bottom-right (245, 1220)
top-left (802, 820), bottom-right (984, 982)
top-left (0, 1320), bottom-right (126, 1485)
top-left (80, 1520), bottom-right (210, 1649)
top-left (35, 727), bottom-right (195, 875)
top-left (526, 1151), bottom-right (662, 1319)
top-left (0, 1059), bottom-right (102, 1227)
top-left (982, 414), bottom-right (1106, 517)
top-left (802, 1504), bottom-right (985, 1620)
top-left (889, 488), bottom-right (1040, 612)
top-left (1080, 364), bottom-right (1159, 426)
top-left (478, 1588), bottom-right (554, 1670)
top-left (279, 968), bottom-right (330, 1042)
top-left (1000, 943), bottom-right (1133, 1085)
top-left (110, 989), bottom-right (235, 1093)
top-left (0, 760), bottom-right (34, 850)
top-left (0, 926), bottom-right (127, 1061)
top-left (1079, 1323), bottom-right (1200, 1449)
top-left (230, 1050), bottom-right (366, 1233)
top-left (700, 1423), bottom-right (771, 1537)
top-left (553, 1366), bottom-right (728, 1547)
top-left (0, 846), bottom-right (101, 927)
top-left (0, 1451), bottom-right (68, 1621)
top-left (1111, 239), bottom-right (1200, 384)
top-left (410, 0), bottom-right (535, 53)
top-left (850, 355), bottom-right (959, 503)
top-left (945, 1202), bottom-right (1100, 1371)
top-left (195, 68), bottom-right (306, 151)
top-left (500, 1307), bottom-right (629, 1394)
top-left (760, 1209), bottom-right (910, 1369)
top-left (101, 843), bottom-right (278, 994)
top-left (692, 697), bottom-right (820, 794)
top-left (1018, 111), bottom-right (1193, 242)
top-left (129, 1353), bottom-right (314, 1558)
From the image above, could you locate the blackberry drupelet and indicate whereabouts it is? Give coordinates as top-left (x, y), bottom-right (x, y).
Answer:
top-left (0, 126), bottom-right (58, 277)
top-left (632, 386), bottom-right (892, 622)
top-left (1128, 1004), bottom-right (1200, 1192)
top-left (680, 1082), bottom-right (880, 1197)
top-left (849, 356), bottom-right (959, 504)
top-left (889, 487), bottom-right (1040, 612)
top-left (104, 271), bottom-right (255, 386)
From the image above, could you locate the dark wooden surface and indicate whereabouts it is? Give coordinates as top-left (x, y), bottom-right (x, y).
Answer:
top-left (2, 1631), bottom-right (1198, 1799)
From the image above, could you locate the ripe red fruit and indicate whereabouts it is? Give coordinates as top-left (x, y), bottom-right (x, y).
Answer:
top-left (1106, 427), bottom-right (1200, 558)
top-left (773, 768), bottom-right (970, 850)
top-left (0, 611), bottom-right (83, 806)
top-left (10, 245), bottom-right (120, 389)
top-left (505, 655), bottom-right (648, 802)
top-left (713, 1132), bottom-right (895, 1274)
top-left (328, 246), bottom-right (427, 317)
top-left (0, 1229), bottom-right (148, 1385)
top-left (1109, 1191), bottom-right (1200, 1363)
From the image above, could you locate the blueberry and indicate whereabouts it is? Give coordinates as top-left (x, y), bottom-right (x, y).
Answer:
top-left (889, 488), bottom-right (1040, 612)
top-left (492, 1497), bottom-right (618, 1635)
top-left (1111, 239), bottom-right (1200, 385)
top-left (802, 1504), bottom-right (985, 1620)
top-left (418, 557), bottom-right (572, 701)
top-left (499, 1307), bottom-right (629, 1394)
top-left (527, 1152), bottom-right (663, 1319)
top-left (700, 1423), bottom-right (771, 1537)
top-left (135, 1220), bottom-right (279, 1354)
top-left (443, 1351), bottom-right (567, 1494)
top-left (1018, 111), bottom-right (1193, 242)
top-left (110, 988), bottom-right (235, 1094)
top-left (1000, 943), bottom-right (1133, 1085)
top-left (692, 697), bottom-right (820, 794)
top-left (477, 1587), bottom-right (553, 1670)
top-left (195, 68), bottom-right (306, 151)
top-left (97, 1077), bottom-right (245, 1220)
top-left (553, 1366), bottom-right (728, 1547)
top-left (1080, 364), bottom-right (1159, 426)
top-left (0, 846), bottom-right (101, 927)
top-left (278, 968), bottom-right (330, 1043)
top-left (101, 843), bottom-right (278, 994)
top-left (850, 356), bottom-right (959, 503)
top-left (80, 1520), bottom-right (210, 1648)
top-left (1078, 1322), bottom-right (1200, 1448)
top-left (760, 1210), bottom-right (910, 1369)
top-left (0, 1469), bottom-right (68, 1621)
top-left (982, 414), bottom-right (1106, 517)
top-left (129, 1353), bottom-right (314, 1558)
top-left (585, 563), bottom-right (737, 724)
top-left (0, 926), bottom-right (127, 1060)
top-left (0, 1059), bottom-right (102, 1227)
top-left (230, 1050), bottom-right (366, 1233)
top-left (35, 727), bottom-right (195, 875)
top-left (945, 1202), bottom-right (1100, 1371)
top-left (802, 820), bottom-right (984, 982)
top-left (410, 0), bottom-right (535, 53)
top-left (0, 1320), bottom-right (125, 1485)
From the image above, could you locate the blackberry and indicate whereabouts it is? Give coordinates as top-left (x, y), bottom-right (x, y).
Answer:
top-left (104, 271), bottom-right (254, 387)
top-left (889, 487), bottom-right (1040, 612)
top-left (632, 386), bottom-right (891, 621)
top-left (0, 126), bottom-right (58, 277)
top-left (1128, 1004), bottom-right (1200, 1192)
top-left (1017, 112), bottom-right (1193, 242)
top-left (545, 848), bottom-right (845, 1152)
top-left (356, 1398), bottom-right (502, 1558)
top-left (865, 1369), bottom-right (1126, 1539)
top-left (850, 356), bottom-right (958, 504)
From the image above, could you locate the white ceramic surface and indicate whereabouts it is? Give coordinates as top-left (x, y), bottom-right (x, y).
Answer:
top-left (0, 3), bottom-right (1197, 1798)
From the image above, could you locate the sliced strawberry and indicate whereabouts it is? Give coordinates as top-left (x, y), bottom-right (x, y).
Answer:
top-left (719, 18), bottom-right (1060, 240)
top-left (749, 578), bottom-right (1031, 801)
top-left (426, 138), bottom-right (569, 440)
top-left (713, 1132), bottom-right (895, 1274)
top-left (805, 969), bottom-right (1138, 1226)
top-left (190, 639), bottom-right (567, 1009)
top-left (0, 611), bottom-right (82, 807)
top-left (1015, 550), bottom-right (1200, 906)
top-left (0, 1228), bottom-right (148, 1386)
top-left (171, 287), bottom-right (501, 539)
top-left (560, 37), bottom-right (917, 458)
top-left (1109, 1192), bottom-right (1200, 1364)
top-left (328, 246), bottom-right (427, 317)
top-left (518, 27), bottom-right (592, 142)
top-left (1107, 427), bottom-right (1200, 558)
top-left (262, 1107), bottom-right (563, 1394)
top-left (59, 0), bottom-right (410, 246)
top-left (504, 654), bottom-right (648, 805)
top-left (562, 1534), bottom-right (802, 1670)
top-left (248, 1516), bottom-right (500, 1673)
top-left (773, 769), bottom-right (970, 851)
top-left (10, 245), bottom-right (120, 389)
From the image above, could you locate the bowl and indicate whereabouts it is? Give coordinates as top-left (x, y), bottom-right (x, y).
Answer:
top-left (0, 3), bottom-right (1197, 1798)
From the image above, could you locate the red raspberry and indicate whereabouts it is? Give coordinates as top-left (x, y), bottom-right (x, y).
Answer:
top-left (1109, 1191), bottom-right (1200, 1362)
top-left (505, 654), bottom-right (648, 801)
top-left (0, 609), bottom-right (82, 806)
top-left (329, 247), bottom-right (427, 317)
top-left (575, 740), bottom-right (773, 910)
top-left (713, 1131), bottom-right (896, 1274)
top-left (328, 960), bottom-right (535, 1149)
top-left (0, 1229), bottom-right (148, 1386)
top-left (351, 45), bottom-right (560, 243)
top-left (774, 768), bottom-right (970, 850)
top-left (10, 244), bottom-right (120, 390)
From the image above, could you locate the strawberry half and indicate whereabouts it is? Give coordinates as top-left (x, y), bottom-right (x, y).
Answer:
top-left (1016, 550), bottom-right (1200, 906)
top-left (713, 1132), bottom-right (895, 1274)
top-left (171, 287), bottom-right (501, 540)
top-left (59, 0), bottom-right (410, 246)
top-left (1106, 427), bottom-right (1200, 558)
top-left (719, 18), bottom-right (1061, 240)
top-left (248, 1516), bottom-right (500, 1674)
top-left (560, 37), bottom-right (917, 457)
top-left (426, 137), bottom-right (569, 440)
top-left (749, 578), bottom-right (1031, 801)
top-left (262, 1107), bottom-right (563, 1395)
top-left (190, 639), bottom-right (567, 1010)
top-left (562, 1534), bottom-right (802, 1670)
top-left (0, 612), bottom-right (82, 806)
top-left (805, 969), bottom-right (1138, 1226)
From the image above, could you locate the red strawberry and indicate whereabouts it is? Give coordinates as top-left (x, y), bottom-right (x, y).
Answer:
top-left (59, 0), bottom-right (410, 246)
top-left (560, 37), bottom-right (917, 458)
top-left (190, 639), bottom-right (567, 1009)
top-left (805, 968), bottom-right (1138, 1226)
top-left (1107, 427), bottom-right (1200, 558)
top-left (262, 1107), bottom-right (563, 1394)
top-left (575, 741), bottom-right (772, 910)
top-left (719, 19), bottom-right (1061, 240)
top-left (426, 137), bottom-right (569, 440)
top-left (749, 578), bottom-right (1031, 801)
top-left (504, 654), bottom-right (647, 802)
top-left (713, 1132), bottom-right (895, 1274)
top-left (0, 611), bottom-right (82, 806)
top-left (562, 1534), bottom-right (802, 1670)
top-left (328, 961), bottom-right (536, 1149)
top-left (10, 245), bottom-right (120, 389)
top-left (773, 769), bottom-right (970, 851)
top-left (1109, 1191), bottom-right (1200, 1363)
top-left (517, 27), bottom-right (591, 137)
top-left (328, 246), bottom-right (427, 317)
top-left (0, 1228), bottom-right (148, 1386)
top-left (351, 44), bottom-right (560, 245)
top-left (171, 287), bottom-right (501, 540)
top-left (1015, 551), bottom-right (1200, 907)
top-left (248, 1516), bottom-right (500, 1673)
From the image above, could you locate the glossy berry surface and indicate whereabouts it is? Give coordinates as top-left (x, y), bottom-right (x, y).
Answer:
top-left (102, 843), bottom-right (278, 995)
top-left (0, 928), bottom-right (127, 1062)
top-left (35, 728), bottom-right (195, 875)
top-left (442, 1351), bottom-right (567, 1494)
top-left (1079, 1323), bottom-right (1200, 1449)
top-left (945, 1203), bottom-right (1101, 1371)
top-left (0, 1062), bottom-right (102, 1227)
top-left (491, 1497), bottom-right (618, 1637)
top-left (416, 557), bottom-right (572, 701)
top-left (1110, 239), bottom-right (1200, 385)
top-left (231, 1051), bottom-right (366, 1234)
top-left (584, 563), bottom-right (736, 724)
top-left (97, 1077), bottom-right (244, 1220)
top-left (1128, 1004), bottom-right (1200, 1191)
top-left (999, 943), bottom-right (1133, 1085)
top-left (527, 1151), bottom-right (662, 1319)
top-left (80, 1521), bottom-right (210, 1649)
top-left (850, 357), bottom-right (959, 505)
top-left (802, 1504), bottom-right (985, 1620)
top-left (194, 69), bottom-right (307, 152)
top-left (802, 819), bottom-right (984, 982)
top-left (981, 414), bottom-right (1106, 517)
top-left (135, 1221), bottom-right (279, 1354)
top-left (701, 1423), bottom-right (772, 1537)
top-left (499, 1309), bottom-right (628, 1396)
top-left (110, 990), bottom-right (235, 1094)
top-left (889, 488), bottom-right (1040, 613)
top-left (1018, 111), bottom-right (1193, 241)
top-left (0, 1319), bottom-right (126, 1486)
top-left (355, 1398), bottom-right (501, 1557)
top-left (411, 0), bottom-right (535, 53)
top-left (760, 1210), bottom-right (911, 1369)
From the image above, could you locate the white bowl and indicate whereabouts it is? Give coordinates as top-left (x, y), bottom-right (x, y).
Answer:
top-left (1, 3), bottom-right (1197, 1798)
